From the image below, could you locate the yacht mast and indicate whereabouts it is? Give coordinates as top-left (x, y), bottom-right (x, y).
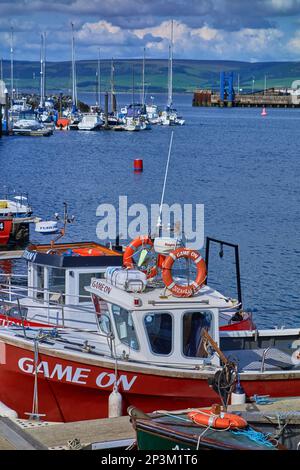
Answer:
top-left (10, 27), bottom-right (14, 102)
top-left (39, 33), bottom-right (46, 108)
top-left (111, 57), bottom-right (115, 112)
top-left (43, 32), bottom-right (46, 104)
top-left (167, 20), bottom-right (173, 108)
top-left (142, 47), bottom-right (145, 106)
top-left (0, 58), bottom-right (3, 81)
top-left (71, 23), bottom-right (77, 110)
top-left (97, 48), bottom-right (101, 108)
top-left (132, 64), bottom-right (135, 110)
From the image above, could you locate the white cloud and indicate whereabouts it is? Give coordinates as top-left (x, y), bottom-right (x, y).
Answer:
top-left (287, 31), bottom-right (300, 52)
top-left (133, 20), bottom-right (283, 60)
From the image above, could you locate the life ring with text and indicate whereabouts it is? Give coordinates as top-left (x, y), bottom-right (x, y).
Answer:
top-left (123, 235), bottom-right (158, 280)
top-left (188, 409), bottom-right (247, 430)
top-left (162, 248), bottom-right (206, 297)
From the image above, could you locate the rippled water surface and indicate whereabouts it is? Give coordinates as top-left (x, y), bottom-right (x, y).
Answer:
top-left (1, 94), bottom-right (300, 328)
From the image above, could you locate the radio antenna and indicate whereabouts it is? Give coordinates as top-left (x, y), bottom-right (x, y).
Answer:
top-left (158, 131), bottom-right (174, 237)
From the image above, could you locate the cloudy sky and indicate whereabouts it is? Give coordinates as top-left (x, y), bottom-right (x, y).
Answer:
top-left (1, 0), bottom-right (300, 62)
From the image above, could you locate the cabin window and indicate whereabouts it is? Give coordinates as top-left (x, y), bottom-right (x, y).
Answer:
top-left (111, 304), bottom-right (139, 351)
top-left (79, 272), bottom-right (104, 302)
top-left (144, 312), bottom-right (173, 355)
top-left (182, 311), bottom-right (213, 358)
top-left (92, 295), bottom-right (112, 335)
top-left (48, 268), bottom-right (66, 303)
top-left (36, 265), bottom-right (44, 300)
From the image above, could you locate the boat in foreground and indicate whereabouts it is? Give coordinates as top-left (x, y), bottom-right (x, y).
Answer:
top-left (128, 405), bottom-right (283, 450)
top-left (0, 267), bottom-right (299, 422)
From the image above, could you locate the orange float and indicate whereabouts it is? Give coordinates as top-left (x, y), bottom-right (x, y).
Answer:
top-left (162, 247), bottom-right (206, 297)
top-left (123, 235), bottom-right (158, 280)
top-left (72, 248), bottom-right (105, 257)
top-left (56, 118), bottom-right (70, 130)
top-left (188, 407), bottom-right (247, 430)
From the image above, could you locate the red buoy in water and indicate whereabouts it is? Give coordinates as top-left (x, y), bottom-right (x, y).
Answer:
top-left (134, 159), bottom-right (143, 172)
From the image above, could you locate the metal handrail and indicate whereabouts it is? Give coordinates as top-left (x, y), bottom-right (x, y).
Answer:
top-left (260, 347), bottom-right (271, 373)
top-left (0, 282), bottom-right (91, 302)
top-left (0, 273), bottom-right (28, 278)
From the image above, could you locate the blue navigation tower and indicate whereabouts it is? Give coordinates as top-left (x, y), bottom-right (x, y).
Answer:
top-left (220, 71), bottom-right (235, 107)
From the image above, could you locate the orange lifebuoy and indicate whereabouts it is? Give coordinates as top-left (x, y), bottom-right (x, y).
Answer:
top-left (123, 235), bottom-right (158, 280)
top-left (162, 248), bottom-right (206, 297)
top-left (188, 408), bottom-right (247, 430)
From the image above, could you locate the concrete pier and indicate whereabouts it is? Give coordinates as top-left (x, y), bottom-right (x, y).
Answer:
top-left (0, 416), bottom-right (135, 450)
top-left (193, 89), bottom-right (298, 107)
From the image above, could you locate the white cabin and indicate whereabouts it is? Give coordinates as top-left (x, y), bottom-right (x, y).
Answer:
top-left (85, 276), bottom-right (237, 366)
top-left (2, 242), bottom-right (123, 329)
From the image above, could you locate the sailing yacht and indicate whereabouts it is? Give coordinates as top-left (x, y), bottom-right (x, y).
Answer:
top-left (159, 20), bottom-right (185, 126)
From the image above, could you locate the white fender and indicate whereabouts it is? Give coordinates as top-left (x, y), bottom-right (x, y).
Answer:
top-left (291, 349), bottom-right (300, 365)
top-left (231, 391), bottom-right (246, 405)
top-left (108, 388), bottom-right (123, 418)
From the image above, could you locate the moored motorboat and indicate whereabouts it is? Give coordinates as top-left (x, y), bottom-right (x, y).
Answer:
top-left (77, 113), bottom-right (103, 131)
top-left (0, 248), bottom-right (300, 422)
top-left (0, 240), bottom-right (123, 329)
top-left (0, 235), bottom-right (254, 331)
top-left (0, 218), bottom-right (13, 246)
top-left (0, 193), bottom-right (34, 246)
top-left (128, 406), bottom-right (282, 450)
top-left (56, 117), bottom-right (70, 130)
top-left (13, 116), bottom-right (53, 136)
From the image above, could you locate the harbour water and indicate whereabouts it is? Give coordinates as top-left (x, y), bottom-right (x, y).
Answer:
top-left (0, 93), bottom-right (300, 328)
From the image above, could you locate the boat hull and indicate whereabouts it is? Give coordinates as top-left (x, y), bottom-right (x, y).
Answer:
top-left (0, 219), bottom-right (13, 246)
top-left (0, 340), bottom-right (300, 423)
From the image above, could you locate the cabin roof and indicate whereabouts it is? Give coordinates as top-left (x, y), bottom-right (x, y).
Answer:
top-left (23, 242), bottom-right (123, 268)
top-left (86, 277), bottom-right (237, 311)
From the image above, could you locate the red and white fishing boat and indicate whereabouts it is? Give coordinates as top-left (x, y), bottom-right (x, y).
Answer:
top-left (0, 193), bottom-right (34, 246)
top-left (0, 240), bottom-right (123, 329)
top-left (0, 243), bottom-right (299, 423)
top-left (0, 235), bottom-right (254, 332)
top-left (0, 218), bottom-right (13, 247)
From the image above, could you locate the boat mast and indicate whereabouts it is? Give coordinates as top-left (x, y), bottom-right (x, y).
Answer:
top-left (0, 58), bottom-right (3, 81)
top-left (97, 48), bottom-right (101, 108)
top-left (111, 57), bottom-right (115, 113)
top-left (39, 33), bottom-right (46, 108)
top-left (142, 47), bottom-right (145, 107)
top-left (71, 22), bottom-right (77, 111)
top-left (167, 20), bottom-right (173, 108)
top-left (10, 27), bottom-right (14, 103)
top-left (132, 64), bottom-right (135, 115)
top-left (43, 32), bottom-right (46, 104)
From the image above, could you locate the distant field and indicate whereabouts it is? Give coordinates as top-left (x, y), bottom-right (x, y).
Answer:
top-left (1, 58), bottom-right (300, 94)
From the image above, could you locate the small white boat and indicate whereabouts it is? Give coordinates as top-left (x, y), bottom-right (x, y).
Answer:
top-left (35, 220), bottom-right (58, 234)
top-left (123, 117), bottom-right (141, 131)
top-left (77, 113), bottom-right (103, 131)
top-left (13, 119), bottom-right (53, 136)
top-left (146, 103), bottom-right (160, 124)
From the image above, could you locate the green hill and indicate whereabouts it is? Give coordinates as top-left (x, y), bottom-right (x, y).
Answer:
top-left (1, 59), bottom-right (300, 94)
